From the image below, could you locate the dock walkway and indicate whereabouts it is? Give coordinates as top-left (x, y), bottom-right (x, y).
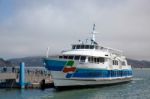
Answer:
top-left (0, 67), bottom-right (53, 88)
top-left (0, 73), bottom-right (16, 80)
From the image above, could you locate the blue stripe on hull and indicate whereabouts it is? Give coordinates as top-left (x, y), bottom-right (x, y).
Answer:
top-left (68, 69), bottom-right (132, 78)
top-left (44, 59), bottom-right (66, 71)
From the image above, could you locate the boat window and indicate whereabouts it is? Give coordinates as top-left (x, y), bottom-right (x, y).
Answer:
top-left (94, 57), bottom-right (97, 63)
top-left (116, 61), bottom-right (118, 65)
top-left (72, 45), bottom-right (76, 49)
top-left (88, 57), bottom-right (91, 62)
top-left (100, 47), bottom-right (104, 50)
top-left (88, 57), bottom-right (93, 63)
top-left (97, 58), bottom-right (100, 63)
top-left (81, 45), bottom-right (84, 49)
top-left (95, 46), bottom-right (99, 49)
top-left (80, 56), bottom-right (86, 62)
top-left (99, 57), bottom-right (105, 63)
top-left (59, 56), bottom-right (63, 59)
top-left (68, 56), bottom-right (74, 60)
top-left (85, 45), bottom-right (89, 49)
top-left (113, 60), bottom-right (118, 65)
top-left (76, 45), bottom-right (80, 49)
top-left (122, 61), bottom-right (126, 66)
top-left (90, 45), bottom-right (94, 49)
top-left (74, 55), bottom-right (80, 60)
top-left (91, 57), bottom-right (94, 63)
top-left (63, 56), bottom-right (68, 59)
top-left (113, 60), bottom-right (114, 65)
top-left (88, 57), bottom-right (105, 63)
top-left (88, 57), bottom-right (92, 63)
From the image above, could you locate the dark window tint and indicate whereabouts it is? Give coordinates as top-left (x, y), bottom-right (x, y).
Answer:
top-left (81, 45), bottom-right (84, 49)
top-left (95, 46), bottom-right (99, 49)
top-left (80, 56), bottom-right (86, 61)
top-left (94, 58), bottom-right (97, 63)
top-left (68, 56), bottom-right (74, 60)
top-left (113, 60), bottom-right (115, 65)
top-left (88, 57), bottom-right (91, 62)
top-left (99, 57), bottom-right (105, 63)
top-left (76, 45), bottom-right (80, 49)
top-left (88, 57), bottom-right (104, 63)
top-left (85, 45), bottom-right (89, 49)
top-left (97, 58), bottom-right (100, 63)
top-left (116, 61), bottom-right (118, 65)
top-left (88, 57), bottom-right (93, 63)
top-left (90, 45), bottom-right (94, 49)
top-left (74, 56), bottom-right (80, 60)
top-left (113, 60), bottom-right (118, 65)
top-left (72, 45), bottom-right (76, 49)
top-left (64, 56), bottom-right (68, 59)
top-left (91, 57), bottom-right (94, 62)
top-left (59, 56), bottom-right (62, 59)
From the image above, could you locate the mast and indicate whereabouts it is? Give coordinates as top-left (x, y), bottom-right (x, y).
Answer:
top-left (91, 24), bottom-right (97, 45)
top-left (46, 47), bottom-right (50, 58)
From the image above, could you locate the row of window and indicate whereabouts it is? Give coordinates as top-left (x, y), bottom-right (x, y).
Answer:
top-left (59, 55), bottom-right (105, 63)
top-left (88, 57), bottom-right (105, 63)
top-left (110, 70), bottom-right (132, 77)
top-left (113, 60), bottom-right (118, 65)
top-left (59, 55), bottom-right (86, 62)
top-left (113, 60), bottom-right (126, 66)
top-left (59, 55), bottom-right (126, 65)
top-left (72, 44), bottom-right (99, 50)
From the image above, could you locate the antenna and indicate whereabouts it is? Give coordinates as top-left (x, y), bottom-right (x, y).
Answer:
top-left (91, 24), bottom-right (97, 42)
top-left (91, 24), bottom-right (98, 45)
top-left (46, 47), bottom-right (50, 58)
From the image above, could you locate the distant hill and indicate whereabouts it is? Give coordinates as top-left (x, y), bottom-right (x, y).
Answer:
top-left (8, 56), bottom-right (44, 66)
top-left (0, 58), bottom-right (12, 67)
top-left (0, 56), bottom-right (149, 68)
top-left (127, 59), bottom-right (150, 68)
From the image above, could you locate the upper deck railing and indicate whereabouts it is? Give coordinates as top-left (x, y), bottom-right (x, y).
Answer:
top-left (72, 44), bottom-right (123, 55)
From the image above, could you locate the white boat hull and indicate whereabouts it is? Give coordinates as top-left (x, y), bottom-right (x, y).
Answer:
top-left (51, 71), bottom-right (132, 87)
top-left (44, 59), bottom-right (133, 88)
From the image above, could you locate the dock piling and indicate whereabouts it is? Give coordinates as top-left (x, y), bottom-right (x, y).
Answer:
top-left (19, 62), bottom-right (25, 89)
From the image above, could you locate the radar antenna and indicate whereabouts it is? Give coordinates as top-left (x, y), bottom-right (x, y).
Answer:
top-left (91, 24), bottom-right (98, 45)
top-left (92, 24), bottom-right (96, 41)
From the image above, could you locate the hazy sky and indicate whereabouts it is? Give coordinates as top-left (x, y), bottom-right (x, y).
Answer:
top-left (0, 0), bottom-right (150, 60)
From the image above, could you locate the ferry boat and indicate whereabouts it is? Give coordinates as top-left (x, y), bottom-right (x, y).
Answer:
top-left (43, 24), bottom-right (133, 88)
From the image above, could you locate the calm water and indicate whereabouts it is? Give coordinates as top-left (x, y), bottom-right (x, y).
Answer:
top-left (0, 68), bottom-right (150, 99)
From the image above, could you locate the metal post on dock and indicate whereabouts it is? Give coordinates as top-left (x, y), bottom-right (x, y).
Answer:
top-left (19, 62), bottom-right (25, 89)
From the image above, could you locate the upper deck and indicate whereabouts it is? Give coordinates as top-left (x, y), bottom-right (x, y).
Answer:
top-left (71, 44), bottom-right (123, 56)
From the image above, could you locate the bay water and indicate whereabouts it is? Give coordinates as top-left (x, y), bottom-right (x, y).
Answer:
top-left (0, 68), bottom-right (150, 99)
